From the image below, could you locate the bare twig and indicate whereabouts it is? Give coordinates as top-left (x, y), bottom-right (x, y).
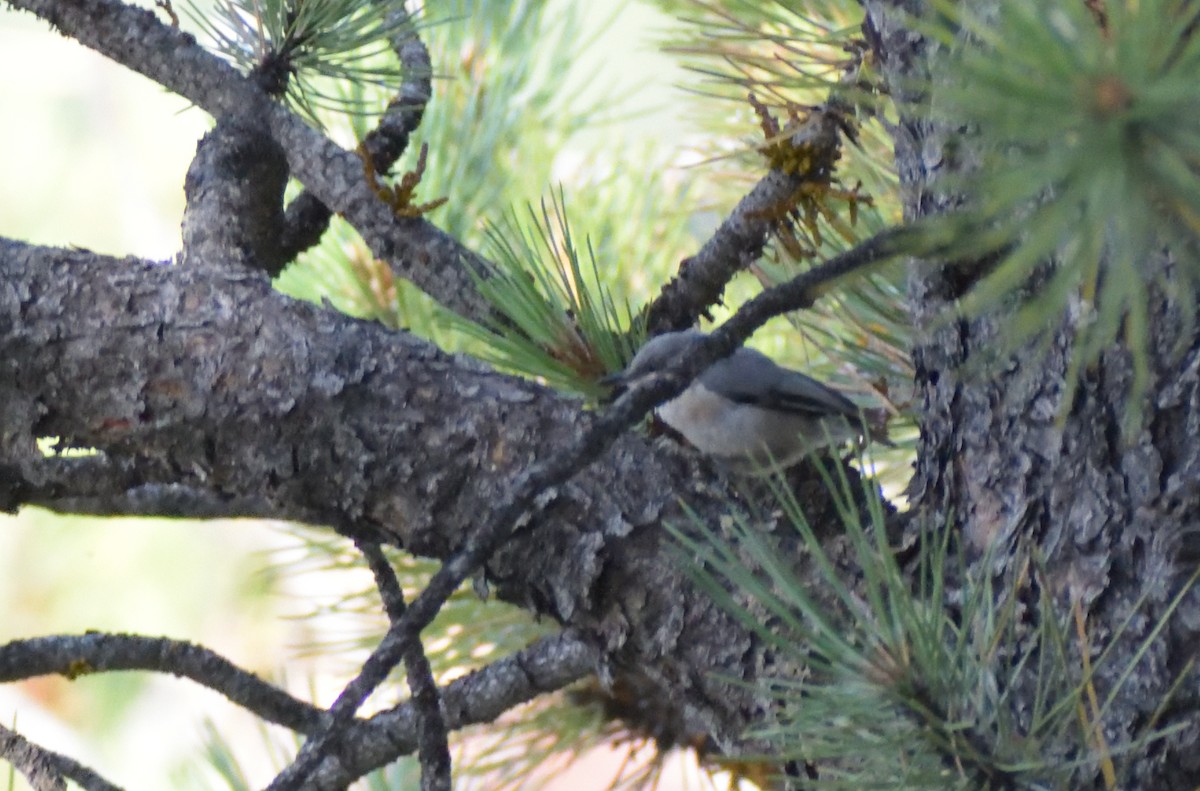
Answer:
top-left (278, 5), bottom-right (434, 262)
top-left (357, 541), bottom-right (451, 791)
top-left (0, 721), bottom-right (122, 791)
top-left (0, 634), bottom-right (326, 733)
top-left (304, 631), bottom-right (597, 789)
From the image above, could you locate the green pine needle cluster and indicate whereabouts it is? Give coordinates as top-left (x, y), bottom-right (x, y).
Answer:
top-left (929, 0), bottom-right (1200, 426)
top-left (454, 192), bottom-right (645, 399)
top-left (182, 0), bottom-right (417, 123)
top-left (672, 458), bottom-right (1194, 790)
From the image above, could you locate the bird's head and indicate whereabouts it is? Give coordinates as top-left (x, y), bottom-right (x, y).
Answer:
top-left (598, 329), bottom-right (705, 396)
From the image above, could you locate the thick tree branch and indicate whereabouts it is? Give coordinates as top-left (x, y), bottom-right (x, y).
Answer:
top-left (181, 107), bottom-right (289, 272)
top-left (0, 722), bottom-right (121, 791)
top-left (0, 236), bottom-right (761, 756)
top-left (1, 222), bottom-right (904, 776)
top-left (4, 0), bottom-right (494, 323)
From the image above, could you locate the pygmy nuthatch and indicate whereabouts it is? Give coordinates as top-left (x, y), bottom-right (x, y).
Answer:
top-left (604, 329), bottom-right (867, 472)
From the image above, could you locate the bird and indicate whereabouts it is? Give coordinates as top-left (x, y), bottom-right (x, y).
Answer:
top-left (603, 329), bottom-right (868, 473)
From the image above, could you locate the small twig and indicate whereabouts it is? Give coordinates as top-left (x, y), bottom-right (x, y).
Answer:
top-left (357, 541), bottom-right (451, 791)
top-left (0, 722), bottom-right (64, 791)
top-left (277, 6), bottom-right (434, 261)
top-left (645, 103), bottom-right (852, 334)
top-left (153, 0), bottom-right (177, 27)
top-left (0, 633), bottom-right (326, 733)
top-left (300, 631), bottom-right (597, 788)
top-left (0, 721), bottom-right (122, 791)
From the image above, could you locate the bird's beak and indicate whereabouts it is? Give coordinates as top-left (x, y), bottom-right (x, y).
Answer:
top-left (597, 370), bottom-right (629, 402)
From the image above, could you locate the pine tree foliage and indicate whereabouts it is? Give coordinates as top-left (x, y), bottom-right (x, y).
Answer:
top-left (673, 455), bottom-right (1197, 789)
top-left (926, 0), bottom-right (1200, 425)
top-left (182, 0), bottom-right (418, 121)
top-left (4, 0), bottom-right (1200, 787)
top-left (456, 193), bottom-right (645, 398)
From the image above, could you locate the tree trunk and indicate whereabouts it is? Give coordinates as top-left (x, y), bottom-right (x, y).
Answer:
top-left (866, 1), bottom-right (1200, 787)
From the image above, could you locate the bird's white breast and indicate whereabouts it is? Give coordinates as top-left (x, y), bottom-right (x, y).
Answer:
top-left (657, 382), bottom-right (838, 470)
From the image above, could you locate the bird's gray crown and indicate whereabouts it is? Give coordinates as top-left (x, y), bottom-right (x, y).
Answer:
top-left (622, 329), bottom-right (705, 379)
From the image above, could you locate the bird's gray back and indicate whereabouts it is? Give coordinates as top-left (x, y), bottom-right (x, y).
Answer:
top-left (700, 346), bottom-right (860, 420)
top-left (625, 330), bottom-right (860, 424)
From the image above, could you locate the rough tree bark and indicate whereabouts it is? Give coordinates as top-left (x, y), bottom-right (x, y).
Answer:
top-left (866, 1), bottom-right (1200, 788)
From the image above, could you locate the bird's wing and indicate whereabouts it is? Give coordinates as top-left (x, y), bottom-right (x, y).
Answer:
top-left (702, 348), bottom-right (862, 420)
